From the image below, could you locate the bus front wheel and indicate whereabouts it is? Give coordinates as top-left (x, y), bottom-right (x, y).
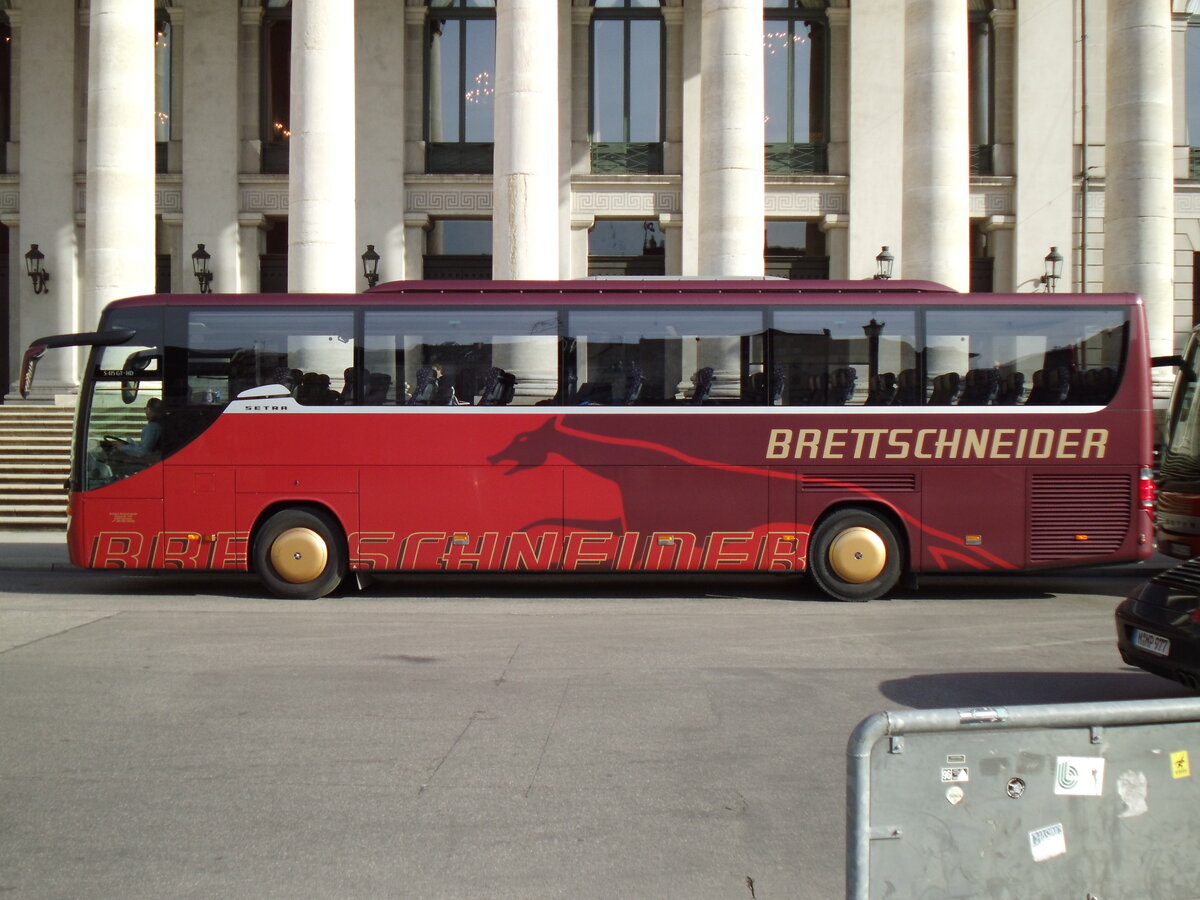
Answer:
top-left (807, 508), bottom-right (903, 602)
top-left (254, 508), bottom-right (347, 600)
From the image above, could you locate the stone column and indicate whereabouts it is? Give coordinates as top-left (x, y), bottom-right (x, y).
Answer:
top-left (404, 215), bottom-right (431, 281)
top-left (493, 0), bottom-right (559, 279)
top-left (404, 5), bottom-right (427, 177)
top-left (825, 5), bottom-right (849, 174)
top-left (662, 3), bottom-right (684, 175)
top-left (356, 0), bottom-right (406, 285)
top-left (847, 0), bottom-right (903, 280)
top-left (288, 0), bottom-right (356, 292)
top-left (981, 215), bottom-right (1015, 293)
top-left (1105, 0), bottom-right (1174, 394)
top-left (901, 0), bottom-right (969, 291)
top-left (570, 216), bottom-right (594, 279)
top-left (239, 2), bottom-right (263, 174)
top-left (238, 214), bottom-right (266, 293)
top-left (680, 1), bottom-right (702, 275)
top-left (85, 0), bottom-right (157, 329)
top-left (13, 2), bottom-right (80, 397)
top-left (1014, 0), bottom-right (1072, 295)
top-left (988, 9), bottom-right (1015, 176)
top-left (697, 0), bottom-right (764, 277)
top-left (820, 214), bottom-right (849, 280)
top-left (182, 2), bottom-right (241, 294)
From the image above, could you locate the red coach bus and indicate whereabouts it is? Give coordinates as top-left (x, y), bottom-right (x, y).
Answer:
top-left (1155, 328), bottom-right (1200, 559)
top-left (21, 279), bottom-right (1154, 601)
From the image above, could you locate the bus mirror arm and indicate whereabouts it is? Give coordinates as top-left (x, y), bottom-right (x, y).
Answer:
top-left (1152, 354), bottom-right (1186, 368)
top-left (19, 328), bottom-right (136, 399)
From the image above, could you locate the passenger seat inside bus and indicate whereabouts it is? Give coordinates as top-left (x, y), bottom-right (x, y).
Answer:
top-left (959, 367), bottom-right (1000, 405)
top-left (866, 373), bottom-right (897, 405)
top-left (479, 367), bottom-right (516, 405)
top-left (409, 365), bottom-right (440, 404)
top-left (929, 372), bottom-right (962, 405)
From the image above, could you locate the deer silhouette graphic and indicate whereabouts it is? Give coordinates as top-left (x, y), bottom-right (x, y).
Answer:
top-left (487, 415), bottom-right (1017, 573)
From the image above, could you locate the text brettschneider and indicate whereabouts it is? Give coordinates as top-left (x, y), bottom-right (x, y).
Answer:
top-left (766, 427), bottom-right (1110, 461)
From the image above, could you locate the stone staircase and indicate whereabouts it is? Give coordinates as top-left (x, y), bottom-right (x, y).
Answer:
top-left (0, 404), bottom-right (74, 531)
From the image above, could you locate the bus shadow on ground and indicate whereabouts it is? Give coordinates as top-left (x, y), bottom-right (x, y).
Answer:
top-left (879, 670), bottom-right (1194, 709)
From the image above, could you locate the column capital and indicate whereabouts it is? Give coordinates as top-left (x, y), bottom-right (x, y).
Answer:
top-left (989, 9), bottom-right (1016, 29)
top-left (572, 6), bottom-right (593, 27)
top-left (661, 7), bottom-right (684, 27)
top-left (164, 6), bottom-right (185, 26)
top-left (4, 10), bottom-right (20, 28)
top-left (825, 8), bottom-right (849, 27)
top-left (979, 214), bottom-right (1015, 233)
top-left (819, 213), bottom-right (848, 232)
top-left (570, 215), bottom-right (596, 232)
top-left (239, 213), bottom-right (268, 230)
top-left (241, 5), bottom-right (264, 26)
top-left (658, 212), bottom-right (683, 230)
top-left (404, 213), bottom-right (432, 231)
top-left (406, 5), bottom-right (428, 27)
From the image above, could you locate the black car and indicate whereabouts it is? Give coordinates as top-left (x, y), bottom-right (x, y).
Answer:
top-left (1116, 558), bottom-right (1200, 689)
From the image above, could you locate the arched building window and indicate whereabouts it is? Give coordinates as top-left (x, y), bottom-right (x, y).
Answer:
top-left (763, 0), bottom-right (827, 174)
top-left (425, 0), bottom-right (496, 175)
top-left (590, 0), bottom-right (664, 174)
top-left (261, 0), bottom-right (292, 174)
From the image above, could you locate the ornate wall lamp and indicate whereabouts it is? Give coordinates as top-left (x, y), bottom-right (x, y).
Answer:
top-left (1040, 246), bottom-right (1063, 293)
top-left (25, 244), bottom-right (50, 294)
top-left (191, 243), bottom-right (213, 293)
top-left (873, 246), bottom-right (894, 280)
top-left (361, 244), bottom-right (380, 290)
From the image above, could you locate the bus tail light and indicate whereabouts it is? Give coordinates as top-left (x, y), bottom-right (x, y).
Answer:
top-left (1139, 467), bottom-right (1156, 509)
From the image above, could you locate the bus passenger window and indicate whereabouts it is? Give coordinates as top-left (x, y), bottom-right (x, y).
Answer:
top-left (365, 309), bottom-right (559, 407)
top-left (772, 309), bottom-right (917, 406)
top-left (566, 308), bottom-right (763, 406)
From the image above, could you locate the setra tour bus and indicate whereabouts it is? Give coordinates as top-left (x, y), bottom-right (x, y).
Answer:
top-left (21, 279), bottom-right (1154, 601)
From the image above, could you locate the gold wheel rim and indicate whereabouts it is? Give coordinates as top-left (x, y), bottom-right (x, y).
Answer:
top-left (828, 526), bottom-right (887, 584)
top-left (269, 527), bottom-right (328, 584)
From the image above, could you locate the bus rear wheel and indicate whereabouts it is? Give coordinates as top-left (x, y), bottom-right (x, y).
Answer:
top-left (808, 508), bottom-right (903, 602)
top-left (254, 508), bottom-right (346, 600)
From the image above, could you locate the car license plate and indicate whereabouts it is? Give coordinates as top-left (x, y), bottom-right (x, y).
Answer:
top-left (1133, 629), bottom-right (1171, 657)
top-left (1171, 542), bottom-right (1193, 559)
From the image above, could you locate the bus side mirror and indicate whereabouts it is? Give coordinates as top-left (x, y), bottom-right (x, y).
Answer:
top-left (18, 344), bottom-right (46, 399)
top-left (1152, 355), bottom-right (1186, 368)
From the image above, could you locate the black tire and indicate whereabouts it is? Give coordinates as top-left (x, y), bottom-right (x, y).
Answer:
top-left (807, 507), bottom-right (903, 602)
top-left (253, 508), bottom-right (346, 600)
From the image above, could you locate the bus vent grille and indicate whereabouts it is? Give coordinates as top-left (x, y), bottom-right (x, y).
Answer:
top-left (1029, 473), bottom-right (1132, 562)
top-left (802, 473), bottom-right (917, 493)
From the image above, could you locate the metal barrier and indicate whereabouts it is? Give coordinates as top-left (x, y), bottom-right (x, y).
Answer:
top-left (847, 698), bottom-right (1200, 899)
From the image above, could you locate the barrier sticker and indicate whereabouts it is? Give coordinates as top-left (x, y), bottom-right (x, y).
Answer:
top-left (1054, 756), bottom-right (1105, 796)
top-left (1170, 750), bottom-right (1191, 779)
top-left (1029, 823), bottom-right (1066, 862)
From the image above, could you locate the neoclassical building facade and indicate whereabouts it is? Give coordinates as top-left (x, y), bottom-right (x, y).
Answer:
top-left (0, 0), bottom-right (1196, 398)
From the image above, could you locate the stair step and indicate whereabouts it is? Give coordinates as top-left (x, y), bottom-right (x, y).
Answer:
top-left (0, 405), bottom-right (74, 531)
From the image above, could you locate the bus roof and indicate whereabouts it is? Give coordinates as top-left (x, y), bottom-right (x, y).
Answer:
top-left (103, 280), bottom-right (1143, 310)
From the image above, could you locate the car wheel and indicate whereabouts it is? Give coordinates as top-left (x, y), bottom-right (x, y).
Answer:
top-left (254, 508), bottom-right (346, 600)
top-left (808, 508), bottom-right (903, 602)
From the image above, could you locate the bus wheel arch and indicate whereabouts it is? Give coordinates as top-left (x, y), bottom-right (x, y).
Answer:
top-left (251, 503), bottom-right (348, 600)
top-left (806, 504), bottom-right (907, 602)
